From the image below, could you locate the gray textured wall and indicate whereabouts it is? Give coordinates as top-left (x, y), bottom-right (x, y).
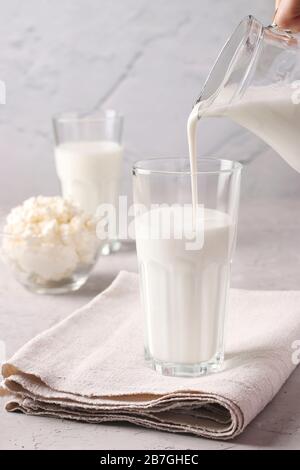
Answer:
top-left (0, 0), bottom-right (299, 208)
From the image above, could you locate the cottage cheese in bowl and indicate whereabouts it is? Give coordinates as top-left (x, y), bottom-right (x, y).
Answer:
top-left (1, 196), bottom-right (102, 293)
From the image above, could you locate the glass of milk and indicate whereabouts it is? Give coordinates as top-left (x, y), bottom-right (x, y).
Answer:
top-left (133, 158), bottom-right (241, 377)
top-left (53, 110), bottom-right (124, 254)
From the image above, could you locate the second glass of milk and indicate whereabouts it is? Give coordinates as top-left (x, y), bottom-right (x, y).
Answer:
top-left (53, 110), bottom-right (123, 254)
top-left (133, 158), bottom-right (241, 377)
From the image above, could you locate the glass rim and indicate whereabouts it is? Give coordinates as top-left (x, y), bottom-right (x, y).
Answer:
top-left (133, 157), bottom-right (242, 176)
top-left (53, 109), bottom-right (124, 124)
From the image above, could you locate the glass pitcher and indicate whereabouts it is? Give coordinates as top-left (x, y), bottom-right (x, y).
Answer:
top-left (195, 15), bottom-right (300, 172)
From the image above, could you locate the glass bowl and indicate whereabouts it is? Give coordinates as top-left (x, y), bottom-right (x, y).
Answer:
top-left (0, 225), bottom-right (103, 294)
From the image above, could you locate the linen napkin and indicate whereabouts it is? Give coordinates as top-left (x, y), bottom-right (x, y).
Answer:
top-left (1, 271), bottom-right (300, 440)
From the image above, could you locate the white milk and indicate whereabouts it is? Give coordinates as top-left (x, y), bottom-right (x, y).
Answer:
top-left (187, 105), bottom-right (200, 227)
top-left (188, 85), bottom-right (300, 179)
top-left (221, 86), bottom-right (300, 173)
top-left (55, 140), bottom-right (123, 215)
top-left (187, 85), bottom-right (300, 221)
top-left (135, 206), bottom-right (234, 364)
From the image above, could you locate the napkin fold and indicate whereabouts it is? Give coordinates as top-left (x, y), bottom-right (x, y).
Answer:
top-left (1, 271), bottom-right (300, 440)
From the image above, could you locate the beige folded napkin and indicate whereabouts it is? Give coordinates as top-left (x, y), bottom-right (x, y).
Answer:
top-left (1, 271), bottom-right (300, 440)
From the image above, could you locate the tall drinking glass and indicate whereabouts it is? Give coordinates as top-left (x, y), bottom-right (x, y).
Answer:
top-left (53, 110), bottom-right (124, 254)
top-left (133, 158), bottom-right (241, 377)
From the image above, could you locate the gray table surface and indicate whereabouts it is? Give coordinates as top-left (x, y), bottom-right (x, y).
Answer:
top-left (1, 198), bottom-right (300, 450)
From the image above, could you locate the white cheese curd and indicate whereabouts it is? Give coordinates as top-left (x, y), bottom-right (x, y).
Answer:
top-left (2, 196), bottom-right (100, 284)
